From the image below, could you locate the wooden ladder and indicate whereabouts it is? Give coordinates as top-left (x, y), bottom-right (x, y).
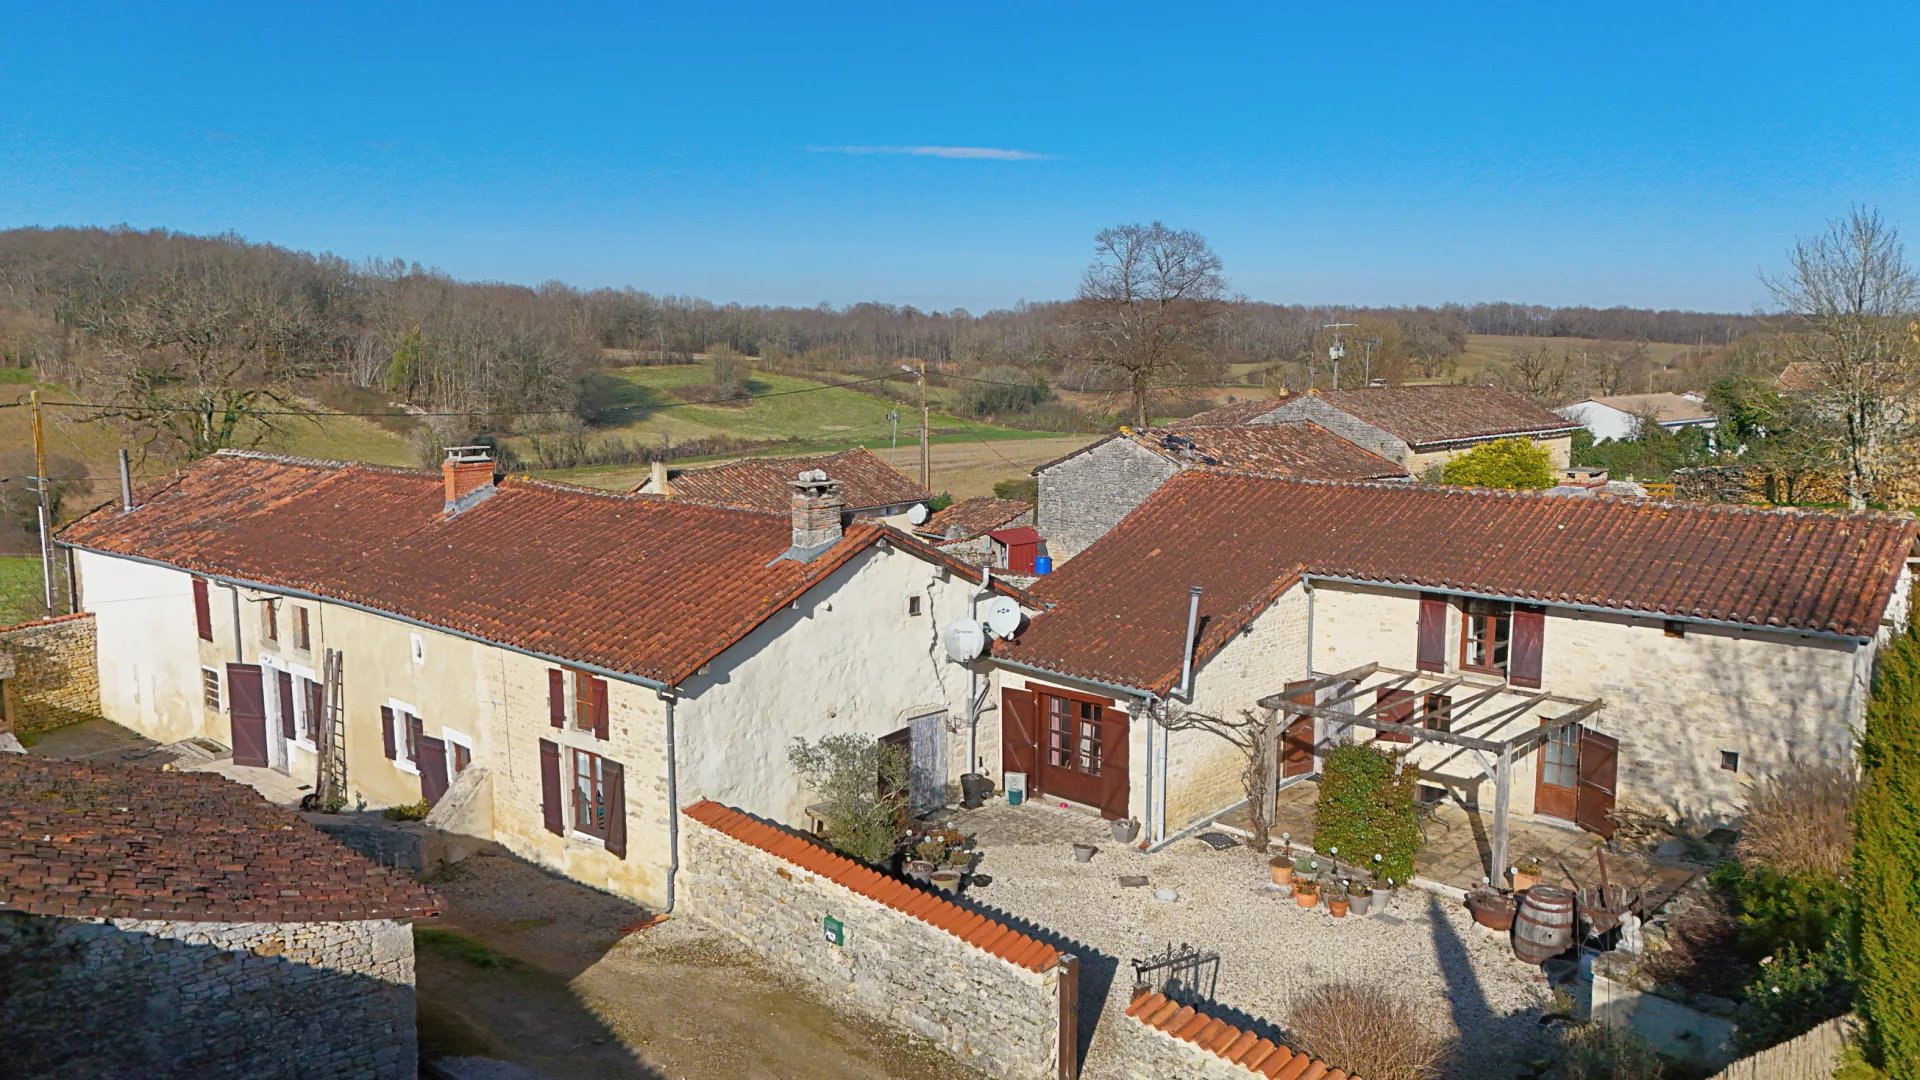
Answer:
top-left (316, 648), bottom-right (347, 806)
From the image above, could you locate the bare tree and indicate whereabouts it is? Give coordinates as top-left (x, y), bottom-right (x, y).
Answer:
top-left (1491, 344), bottom-right (1570, 405)
top-left (1072, 222), bottom-right (1229, 426)
top-left (1766, 207), bottom-right (1920, 508)
top-left (1156, 703), bottom-right (1280, 852)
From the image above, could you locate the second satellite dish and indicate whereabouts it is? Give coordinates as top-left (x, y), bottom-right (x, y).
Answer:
top-left (943, 620), bottom-right (986, 663)
top-left (906, 503), bottom-right (930, 526)
top-left (984, 596), bottom-right (1024, 638)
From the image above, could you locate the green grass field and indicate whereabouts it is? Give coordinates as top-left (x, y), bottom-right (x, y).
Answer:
top-left (0, 555), bottom-right (46, 627)
top-left (1454, 334), bottom-right (1702, 379)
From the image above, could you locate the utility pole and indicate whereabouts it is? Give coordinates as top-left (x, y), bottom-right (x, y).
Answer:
top-left (30, 389), bottom-right (52, 615)
top-left (886, 409), bottom-right (899, 449)
top-left (917, 359), bottom-right (930, 490)
top-left (1363, 337), bottom-right (1380, 385)
top-left (1322, 323), bottom-right (1356, 390)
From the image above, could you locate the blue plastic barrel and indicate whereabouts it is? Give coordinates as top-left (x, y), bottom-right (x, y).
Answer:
top-left (1035, 555), bottom-right (1053, 575)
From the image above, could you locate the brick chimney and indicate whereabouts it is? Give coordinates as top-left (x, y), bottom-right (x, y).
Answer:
top-left (784, 468), bottom-right (844, 562)
top-left (442, 446), bottom-right (497, 515)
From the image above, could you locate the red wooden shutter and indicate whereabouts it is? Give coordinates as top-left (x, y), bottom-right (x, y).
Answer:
top-left (225, 664), bottom-right (268, 766)
top-left (539, 739), bottom-right (564, 835)
top-left (548, 669), bottom-right (566, 728)
top-left (277, 670), bottom-right (295, 738)
top-left (192, 577), bottom-right (213, 641)
top-left (417, 735), bottom-right (449, 806)
top-left (1510, 605), bottom-right (1545, 688)
top-left (1001, 688), bottom-right (1038, 781)
top-left (591, 677), bottom-right (610, 740)
top-left (380, 706), bottom-right (396, 760)
top-left (1375, 688), bottom-right (1416, 743)
top-left (1098, 707), bottom-right (1129, 822)
top-left (1416, 594), bottom-right (1447, 672)
top-left (603, 758), bottom-right (627, 858)
top-left (1575, 729), bottom-right (1619, 838)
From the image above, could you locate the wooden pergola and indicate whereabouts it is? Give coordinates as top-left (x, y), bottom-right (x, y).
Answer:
top-left (1255, 662), bottom-right (1604, 882)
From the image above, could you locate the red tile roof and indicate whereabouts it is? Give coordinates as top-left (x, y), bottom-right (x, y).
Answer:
top-left (918, 497), bottom-right (1032, 544)
top-left (682, 800), bottom-right (1062, 972)
top-left (1137, 424), bottom-right (1406, 480)
top-left (0, 756), bottom-right (439, 922)
top-left (997, 471), bottom-right (1916, 692)
top-left (60, 452), bottom-right (1023, 687)
top-left (1172, 395), bottom-right (1292, 428)
top-left (1272, 386), bottom-right (1579, 448)
top-left (645, 448), bottom-right (931, 512)
top-left (1125, 990), bottom-right (1355, 1079)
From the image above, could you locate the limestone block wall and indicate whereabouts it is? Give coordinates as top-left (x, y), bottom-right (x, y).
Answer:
top-left (1117, 991), bottom-right (1352, 1079)
top-left (0, 612), bottom-right (101, 736)
top-left (1035, 438), bottom-right (1177, 563)
top-left (679, 802), bottom-right (1073, 1080)
top-left (0, 911), bottom-right (417, 1080)
top-left (1254, 397), bottom-right (1409, 465)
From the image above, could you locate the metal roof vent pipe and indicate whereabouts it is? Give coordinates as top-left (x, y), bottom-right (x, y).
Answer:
top-left (1176, 585), bottom-right (1202, 701)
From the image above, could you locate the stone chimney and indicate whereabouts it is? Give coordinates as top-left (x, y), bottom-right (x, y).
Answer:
top-left (784, 469), bottom-right (844, 562)
top-left (442, 446), bottom-right (497, 515)
top-left (651, 458), bottom-right (671, 497)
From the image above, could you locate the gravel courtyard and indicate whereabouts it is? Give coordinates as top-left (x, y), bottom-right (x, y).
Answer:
top-left (944, 800), bottom-right (1561, 1078)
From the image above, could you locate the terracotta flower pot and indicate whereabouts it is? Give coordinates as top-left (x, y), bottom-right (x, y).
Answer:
top-left (1511, 869), bottom-right (1541, 893)
top-left (1294, 888), bottom-right (1319, 910)
top-left (1269, 861), bottom-right (1295, 887)
top-left (1329, 897), bottom-right (1350, 918)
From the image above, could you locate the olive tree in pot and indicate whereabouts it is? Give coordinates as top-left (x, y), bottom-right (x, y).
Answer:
top-left (787, 733), bottom-right (910, 866)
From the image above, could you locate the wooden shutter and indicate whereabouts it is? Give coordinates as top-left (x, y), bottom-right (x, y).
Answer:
top-left (276, 670), bottom-right (295, 738)
top-left (225, 663), bottom-right (268, 766)
top-left (548, 669), bottom-right (566, 728)
top-left (1375, 688), bottom-right (1416, 743)
top-left (539, 738), bottom-right (564, 836)
top-left (417, 735), bottom-right (449, 806)
top-left (304, 678), bottom-right (325, 739)
top-left (1001, 688), bottom-right (1038, 781)
top-left (1575, 728), bottom-right (1619, 839)
top-left (192, 577), bottom-right (213, 642)
top-left (380, 706), bottom-right (396, 760)
top-left (603, 758), bottom-right (627, 858)
top-left (1416, 594), bottom-right (1448, 672)
top-left (590, 677), bottom-right (610, 740)
top-left (1098, 707), bottom-right (1130, 822)
top-left (1510, 605), bottom-right (1545, 688)
top-left (408, 714), bottom-right (424, 764)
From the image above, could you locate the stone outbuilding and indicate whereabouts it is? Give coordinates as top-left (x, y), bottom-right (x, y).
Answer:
top-left (0, 754), bottom-right (440, 1080)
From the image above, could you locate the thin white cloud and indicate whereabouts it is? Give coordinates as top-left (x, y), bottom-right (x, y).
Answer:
top-left (807, 144), bottom-right (1056, 161)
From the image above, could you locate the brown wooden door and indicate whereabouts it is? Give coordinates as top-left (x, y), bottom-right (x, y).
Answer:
top-left (1002, 688), bottom-right (1038, 781)
top-left (1375, 688), bottom-right (1416, 743)
top-left (1535, 719), bottom-right (1579, 822)
top-left (1575, 728), bottom-right (1618, 838)
top-left (1038, 691), bottom-right (1110, 813)
top-left (1281, 679), bottom-right (1316, 778)
top-left (417, 735), bottom-right (450, 806)
top-left (226, 663), bottom-right (269, 767)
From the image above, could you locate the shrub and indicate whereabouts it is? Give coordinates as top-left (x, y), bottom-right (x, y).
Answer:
top-left (957, 364), bottom-right (1050, 417)
top-left (1284, 979), bottom-right (1449, 1080)
top-left (1854, 619), bottom-right (1920, 1074)
top-left (382, 799), bottom-right (430, 822)
top-left (1439, 437), bottom-right (1557, 490)
top-left (1739, 760), bottom-right (1855, 878)
top-left (1709, 860), bottom-right (1851, 960)
top-left (1559, 1022), bottom-right (1664, 1080)
top-left (787, 734), bottom-right (909, 865)
top-left (1734, 937), bottom-right (1856, 1055)
top-left (993, 477), bottom-right (1038, 503)
top-left (1313, 743), bottom-right (1421, 883)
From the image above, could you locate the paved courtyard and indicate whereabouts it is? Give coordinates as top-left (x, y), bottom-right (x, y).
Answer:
top-left (26, 716), bottom-right (314, 806)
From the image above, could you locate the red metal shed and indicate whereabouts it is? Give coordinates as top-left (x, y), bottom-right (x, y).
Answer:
top-left (989, 526), bottom-right (1045, 575)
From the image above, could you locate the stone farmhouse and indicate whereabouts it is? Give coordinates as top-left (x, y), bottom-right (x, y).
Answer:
top-left (1241, 385), bottom-right (1581, 476)
top-left (0, 754), bottom-right (438, 1080)
top-left (59, 449), bottom-right (1032, 911)
top-left (631, 446), bottom-right (932, 525)
top-left (993, 470), bottom-right (1916, 871)
top-left (1034, 422), bottom-right (1406, 562)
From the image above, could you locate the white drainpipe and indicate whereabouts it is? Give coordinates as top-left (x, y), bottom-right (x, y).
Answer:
top-left (1175, 585), bottom-right (1202, 701)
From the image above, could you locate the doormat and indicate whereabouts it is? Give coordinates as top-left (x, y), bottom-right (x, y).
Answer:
top-left (1193, 832), bottom-right (1238, 851)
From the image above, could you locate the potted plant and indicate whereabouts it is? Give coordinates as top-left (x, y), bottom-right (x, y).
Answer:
top-left (1511, 857), bottom-right (1543, 893)
top-left (1348, 880), bottom-right (1373, 916)
top-left (1327, 880), bottom-right (1350, 918)
top-left (1466, 887), bottom-right (1519, 931)
top-left (1295, 855), bottom-right (1322, 885)
top-left (929, 869), bottom-right (962, 891)
top-left (1268, 854), bottom-right (1295, 887)
top-left (1111, 817), bottom-right (1140, 844)
top-left (1292, 878), bottom-right (1321, 910)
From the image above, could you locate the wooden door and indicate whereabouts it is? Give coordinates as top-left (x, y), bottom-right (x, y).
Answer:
top-left (1375, 688), bottom-right (1416, 743)
top-left (1002, 688), bottom-right (1039, 781)
top-left (1039, 692), bottom-right (1109, 813)
top-left (226, 663), bottom-right (269, 767)
top-left (1535, 719), bottom-right (1579, 822)
top-left (906, 713), bottom-right (947, 817)
top-left (879, 727), bottom-right (911, 822)
top-left (1281, 679), bottom-right (1316, 778)
top-left (417, 735), bottom-right (450, 806)
top-left (1575, 728), bottom-right (1618, 838)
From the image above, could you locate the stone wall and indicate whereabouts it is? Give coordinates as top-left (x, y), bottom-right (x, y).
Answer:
top-left (0, 910), bottom-right (417, 1080)
top-left (1035, 437), bottom-right (1176, 563)
top-left (1254, 396), bottom-right (1410, 464)
top-left (678, 805), bottom-right (1073, 1080)
top-left (0, 611), bottom-right (101, 736)
top-left (1116, 990), bottom-right (1350, 1079)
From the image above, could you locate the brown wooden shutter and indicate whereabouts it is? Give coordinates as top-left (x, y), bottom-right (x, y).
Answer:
top-left (277, 670), bottom-right (295, 738)
top-left (548, 669), bottom-right (566, 728)
top-left (417, 735), bottom-right (449, 806)
top-left (304, 678), bottom-right (325, 739)
top-left (1001, 688), bottom-right (1038, 781)
top-left (591, 677), bottom-right (610, 740)
top-left (1375, 687), bottom-right (1416, 743)
top-left (225, 664), bottom-right (268, 766)
top-left (192, 577), bottom-right (213, 641)
top-left (1416, 594), bottom-right (1448, 672)
top-left (1098, 708), bottom-right (1129, 822)
top-left (539, 738), bottom-right (564, 836)
top-left (380, 706), bottom-right (396, 760)
top-left (603, 758), bottom-right (627, 858)
top-left (1510, 605), bottom-right (1545, 688)
top-left (1575, 728), bottom-right (1619, 838)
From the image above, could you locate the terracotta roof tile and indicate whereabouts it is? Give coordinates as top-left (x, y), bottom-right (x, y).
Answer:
top-left (1269, 385), bottom-right (1578, 448)
top-left (1173, 396), bottom-right (1293, 428)
top-left (0, 756), bottom-right (439, 923)
top-left (917, 497), bottom-right (1033, 544)
top-left (998, 471), bottom-right (1916, 692)
top-left (647, 448), bottom-right (930, 512)
top-left (1130, 424), bottom-right (1407, 480)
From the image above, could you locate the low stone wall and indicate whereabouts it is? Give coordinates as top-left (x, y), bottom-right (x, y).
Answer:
top-left (1117, 990), bottom-right (1353, 1079)
top-left (0, 910), bottom-right (418, 1079)
top-left (0, 611), bottom-right (101, 735)
top-left (679, 800), bottom-right (1074, 1080)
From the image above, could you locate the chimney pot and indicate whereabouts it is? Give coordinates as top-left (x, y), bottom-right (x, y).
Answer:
top-left (784, 468), bottom-right (844, 561)
top-left (442, 446), bottom-right (497, 514)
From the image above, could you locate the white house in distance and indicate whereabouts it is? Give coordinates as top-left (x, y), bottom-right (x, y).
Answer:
top-left (59, 449), bottom-right (1032, 911)
top-left (1560, 392), bottom-right (1719, 443)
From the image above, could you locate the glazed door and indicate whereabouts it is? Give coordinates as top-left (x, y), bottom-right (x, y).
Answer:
top-left (1039, 692), bottom-right (1109, 812)
top-left (1280, 679), bottom-right (1316, 778)
top-left (1535, 719), bottom-right (1579, 822)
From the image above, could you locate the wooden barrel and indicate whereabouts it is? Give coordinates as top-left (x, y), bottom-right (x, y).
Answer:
top-left (1513, 886), bottom-right (1575, 965)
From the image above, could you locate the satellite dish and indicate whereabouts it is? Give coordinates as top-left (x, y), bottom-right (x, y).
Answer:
top-left (943, 620), bottom-right (986, 663)
top-left (906, 503), bottom-right (930, 526)
top-left (984, 596), bottom-right (1024, 638)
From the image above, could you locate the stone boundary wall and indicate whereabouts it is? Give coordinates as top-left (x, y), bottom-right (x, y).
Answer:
top-left (679, 800), bottom-right (1074, 1080)
top-left (0, 910), bottom-right (417, 1079)
top-left (1706, 1014), bottom-right (1856, 1080)
top-left (1117, 990), bottom-right (1356, 1080)
top-left (0, 611), bottom-right (100, 735)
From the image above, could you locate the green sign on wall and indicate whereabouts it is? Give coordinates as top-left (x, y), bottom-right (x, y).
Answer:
top-left (823, 915), bottom-right (845, 947)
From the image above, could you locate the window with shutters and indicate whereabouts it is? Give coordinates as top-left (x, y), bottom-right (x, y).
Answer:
top-left (192, 577), bottom-right (213, 642)
top-left (571, 668), bottom-right (595, 731)
top-left (261, 599), bottom-right (278, 644)
top-left (201, 667), bottom-right (221, 711)
top-left (1424, 693), bottom-right (1452, 732)
top-left (1460, 600), bottom-right (1512, 674)
top-left (292, 606), bottom-right (311, 651)
top-left (443, 728), bottom-right (475, 777)
top-left (299, 676), bottom-right (323, 742)
top-left (570, 748), bottom-right (609, 839)
top-left (385, 699), bottom-right (424, 773)
top-left (1042, 693), bottom-right (1103, 777)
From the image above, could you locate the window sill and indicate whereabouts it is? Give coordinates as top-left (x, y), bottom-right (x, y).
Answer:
top-left (291, 738), bottom-right (317, 754)
top-left (394, 759), bottom-right (420, 776)
top-left (567, 830), bottom-right (607, 848)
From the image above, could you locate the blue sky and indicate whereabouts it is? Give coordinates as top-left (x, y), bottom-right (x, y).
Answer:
top-left (5, 2), bottom-right (1917, 312)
